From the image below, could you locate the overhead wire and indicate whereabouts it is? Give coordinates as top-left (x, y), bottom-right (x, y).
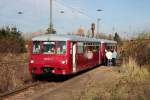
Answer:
top-left (55, 0), bottom-right (94, 21)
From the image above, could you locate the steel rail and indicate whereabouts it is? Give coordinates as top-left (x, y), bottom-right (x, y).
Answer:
top-left (0, 81), bottom-right (41, 98)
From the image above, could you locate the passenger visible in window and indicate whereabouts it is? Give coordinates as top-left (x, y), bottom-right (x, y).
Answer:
top-left (57, 47), bottom-right (61, 54)
top-left (50, 47), bottom-right (55, 54)
top-left (33, 44), bottom-right (40, 53)
top-left (62, 45), bottom-right (66, 53)
top-left (56, 43), bottom-right (66, 54)
top-left (87, 48), bottom-right (93, 59)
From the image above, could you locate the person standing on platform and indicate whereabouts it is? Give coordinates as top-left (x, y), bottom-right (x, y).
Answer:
top-left (112, 49), bottom-right (117, 66)
top-left (106, 50), bottom-right (112, 66)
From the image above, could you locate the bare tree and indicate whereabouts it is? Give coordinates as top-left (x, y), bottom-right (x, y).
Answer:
top-left (76, 27), bottom-right (85, 36)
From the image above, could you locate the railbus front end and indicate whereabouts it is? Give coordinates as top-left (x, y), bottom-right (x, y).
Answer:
top-left (29, 40), bottom-right (73, 79)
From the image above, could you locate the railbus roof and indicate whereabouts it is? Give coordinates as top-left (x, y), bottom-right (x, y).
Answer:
top-left (100, 39), bottom-right (117, 44)
top-left (32, 34), bottom-right (117, 44)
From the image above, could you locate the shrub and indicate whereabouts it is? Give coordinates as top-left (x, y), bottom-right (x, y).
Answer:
top-left (121, 39), bottom-right (150, 66)
top-left (0, 26), bottom-right (26, 53)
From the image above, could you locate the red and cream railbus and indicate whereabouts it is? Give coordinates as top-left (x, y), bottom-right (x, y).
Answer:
top-left (29, 34), bottom-right (116, 78)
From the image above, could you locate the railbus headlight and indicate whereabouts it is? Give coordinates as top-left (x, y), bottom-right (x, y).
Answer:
top-left (52, 70), bottom-right (55, 73)
top-left (61, 60), bottom-right (66, 64)
top-left (30, 60), bottom-right (34, 64)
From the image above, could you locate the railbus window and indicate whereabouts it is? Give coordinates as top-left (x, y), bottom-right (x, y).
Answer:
top-left (32, 41), bottom-right (41, 54)
top-left (77, 42), bottom-right (84, 54)
top-left (56, 41), bottom-right (66, 54)
top-left (84, 42), bottom-right (93, 52)
top-left (106, 43), bottom-right (117, 52)
top-left (70, 42), bottom-right (72, 54)
top-left (93, 42), bottom-right (99, 52)
top-left (43, 42), bottom-right (55, 54)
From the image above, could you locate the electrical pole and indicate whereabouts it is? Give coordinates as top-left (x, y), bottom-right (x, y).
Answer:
top-left (96, 9), bottom-right (103, 38)
top-left (91, 23), bottom-right (95, 38)
top-left (97, 18), bottom-right (100, 34)
top-left (49, 0), bottom-right (53, 34)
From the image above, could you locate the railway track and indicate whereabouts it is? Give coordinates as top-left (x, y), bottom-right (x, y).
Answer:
top-left (0, 60), bottom-right (58, 99)
top-left (0, 81), bottom-right (41, 99)
top-left (0, 60), bottom-right (27, 64)
top-left (0, 66), bottom-right (111, 100)
top-left (0, 78), bottom-right (64, 100)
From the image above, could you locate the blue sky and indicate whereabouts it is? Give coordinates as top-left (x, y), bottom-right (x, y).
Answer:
top-left (0, 0), bottom-right (150, 37)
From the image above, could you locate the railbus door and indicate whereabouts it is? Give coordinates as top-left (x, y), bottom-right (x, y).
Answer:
top-left (72, 42), bottom-right (77, 73)
top-left (99, 43), bottom-right (102, 64)
top-left (101, 43), bottom-right (106, 64)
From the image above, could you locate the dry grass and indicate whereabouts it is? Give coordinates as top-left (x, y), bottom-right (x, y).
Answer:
top-left (121, 57), bottom-right (149, 83)
top-left (0, 53), bottom-right (31, 93)
top-left (79, 58), bottom-right (150, 100)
